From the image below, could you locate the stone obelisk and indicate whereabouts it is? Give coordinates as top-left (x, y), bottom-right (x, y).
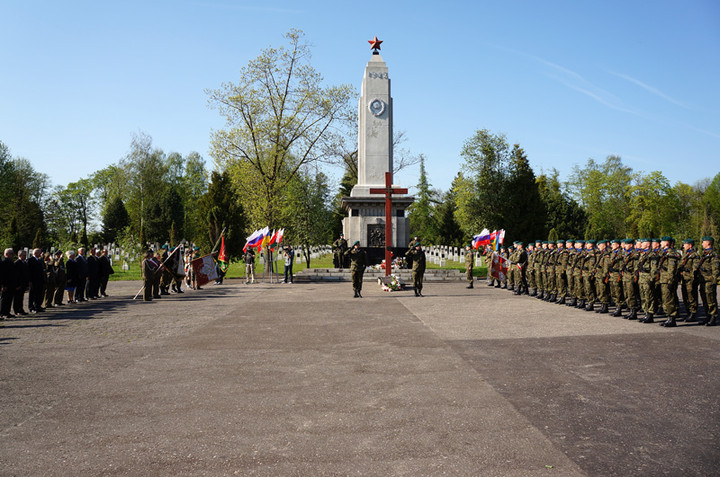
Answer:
top-left (342, 37), bottom-right (413, 258)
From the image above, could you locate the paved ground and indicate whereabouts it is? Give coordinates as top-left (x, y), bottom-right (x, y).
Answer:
top-left (1, 279), bottom-right (718, 476)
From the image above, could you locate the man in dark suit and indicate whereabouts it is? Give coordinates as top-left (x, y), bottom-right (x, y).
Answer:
top-left (27, 248), bottom-right (46, 313)
top-left (1, 248), bottom-right (18, 319)
top-left (75, 247), bottom-right (88, 302)
top-left (86, 247), bottom-right (100, 299)
top-left (98, 249), bottom-right (114, 297)
top-left (13, 249), bottom-right (30, 316)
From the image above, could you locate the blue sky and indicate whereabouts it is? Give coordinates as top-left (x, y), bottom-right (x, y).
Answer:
top-left (1, 0), bottom-right (718, 194)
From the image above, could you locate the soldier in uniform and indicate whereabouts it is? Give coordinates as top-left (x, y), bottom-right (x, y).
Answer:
top-left (333, 233), bottom-right (348, 269)
top-left (507, 243), bottom-right (517, 291)
top-left (345, 241), bottom-right (369, 298)
top-left (650, 238), bottom-right (663, 316)
top-left (698, 237), bottom-right (719, 326)
top-left (581, 240), bottom-right (598, 311)
top-left (572, 240), bottom-right (586, 307)
top-left (555, 240), bottom-right (569, 304)
top-left (658, 237), bottom-right (681, 327)
top-left (500, 246), bottom-right (510, 289)
top-left (159, 244), bottom-right (173, 295)
top-left (637, 239), bottom-right (657, 323)
top-left (607, 240), bottom-right (625, 316)
top-left (141, 250), bottom-right (157, 302)
top-left (526, 243), bottom-right (536, 295)
top-left (244, 247), bottom-right (256, 284)
top-left (465, 244), bottom-right (474, 289)
top-left (593, 240), bottom-right (611, 313)
top-left (620, 239), bottom-right (640, 319)
top-left (406, 242), bottom-right (427, 297)
top-left (534, 241), bottom-right (546, 298)
top-left (544, 241), bottom-right (557, 301)
top-left (407, 236), bottom-right (419, 269)
top-left (513, 242), bottom-right (528, 295)
top-left (678, 238), bottom-right (700, 321)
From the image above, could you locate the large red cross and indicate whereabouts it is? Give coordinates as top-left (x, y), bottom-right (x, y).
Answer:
top-left (369, 171), bottom-right (408, 276)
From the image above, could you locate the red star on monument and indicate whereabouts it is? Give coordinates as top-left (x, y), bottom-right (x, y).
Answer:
top-left (368, 36), bottom-right (383, 51)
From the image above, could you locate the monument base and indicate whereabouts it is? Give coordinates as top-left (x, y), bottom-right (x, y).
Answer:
top-left (341, 195), bottom-right (413, 249)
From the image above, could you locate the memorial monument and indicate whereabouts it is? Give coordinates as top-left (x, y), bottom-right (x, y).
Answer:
top-left (342, 36), bottom-right (414, 264)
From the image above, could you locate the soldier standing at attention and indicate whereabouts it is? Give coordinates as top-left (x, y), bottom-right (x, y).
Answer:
top-left (514, 242), bottom-right (528, 295)
top-left (620, 239), bottom-right (640, 320)
top-left (594, 240), bottom-right (611, 313)
top-left (581, 240), bottom-right (598, 311)
top-left (465, 244), bottom-right (474, 289)
top-left (565, 240), bottom-right (577, 306)
top-left (659, 237), bottom-right (681, 327)
top-left (345, 241), bottom-right (368, 298)
top-left (608, 240), bottom-right (625, 316)
top-left (678, 238), bottom-right (700, 322)
top-left (555, 240), bottom-right (569, 304)
top-left (698, 237), bottom-right (719, 326)
top-left (572, 240), bottom-right (586, 308)
top-left (534, 241), bottom-right (546, 298)
top-left (650, 238), bottom-right (663, 316)
top-left (333, 233), bottom-right (348, 269)
top-left (526, 243), bottom-right (536, 295)
top-left (637, 239), bottom-right (657, 323)
top-left (406, 242), bottom-right (427, 297)
top-left (507, 243), bottom-right (517, 292)
top-left (544, 242), bottom-right (557, 301)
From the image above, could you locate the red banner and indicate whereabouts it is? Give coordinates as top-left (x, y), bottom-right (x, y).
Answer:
top-left (191, 254), bottom-right (219, 286)
top-left (490, 252), bottom-right (508, 281)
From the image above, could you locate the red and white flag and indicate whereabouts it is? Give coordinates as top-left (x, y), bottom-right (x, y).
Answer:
top-left (191, 254), bottom-right (219, 286)
top-left (490, 252), bottom-right (508, 281)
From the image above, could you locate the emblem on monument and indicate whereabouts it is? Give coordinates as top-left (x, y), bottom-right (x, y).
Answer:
top-left (368, 99), bottom-right (385, 116)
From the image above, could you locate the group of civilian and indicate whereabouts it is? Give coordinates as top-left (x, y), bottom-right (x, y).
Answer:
top-left (0, 246), bottom-right (114, 319)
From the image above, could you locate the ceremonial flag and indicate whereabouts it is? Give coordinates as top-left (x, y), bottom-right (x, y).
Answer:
top-left (489, 251), bottom-right (508, 281)
top-left (275, 228), bottom-right (285, 246)
top-left (252, 226), bottom-right (270, 250)
top-left (472, 228), bottom-right (490, 249)
top-left (244, 229), bottom-right (262, 252)
top-left (261, 229), bottom-right (274, 250)
top-left (191, 254), bottom-right (219, 286)
top-left (218, 236), bottom-right (229, 272)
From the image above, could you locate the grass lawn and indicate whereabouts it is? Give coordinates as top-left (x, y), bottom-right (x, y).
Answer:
top-left (109, 254), bottom-right (489, 281)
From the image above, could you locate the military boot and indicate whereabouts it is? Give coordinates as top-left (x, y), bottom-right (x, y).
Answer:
top-left (684, 312), bottom-right (697, 322)
top-left (597, 303), bottom-right (609, 314)
top-left (640, 313), bottom-right (654, 323)
top-left (557, 296), bottom-right (566, 305)
top-left (467, 281), bottom-right (474, 289)
top-left (585, 302), bottom-right (594, 312)
top-left (611, 306), bottom-right (622, 317)
top-left (568, 297), bottom-right (577, 307)
top-left (353, 290), bottom-right (359, 298)
top-left (661, 316), bottom-right (677, 327)
top-left (627, 308), bottom-right (638, 320)
top-left (530, 289), bottom-right (537, 297)
top-left (706, 315), bottom-right (717, 326)
top-left (576, 299), bottom-right (585, 309)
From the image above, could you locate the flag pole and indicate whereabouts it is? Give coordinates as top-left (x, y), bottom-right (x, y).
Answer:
top-left (210, 226), bottom-right (227, 255)
top-left (132, 244), bottom-right (181, 300)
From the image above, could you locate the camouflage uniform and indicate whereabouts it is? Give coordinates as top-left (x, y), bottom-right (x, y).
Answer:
top-left (565, 242), bottom-right (578, 306)
top-left (346, 244), bottom-right (369, 297)
top-left (607, 241), bottom-right (625, 316)
top-left (698, 238), bottom-right (720, 326)
top-left (555, 242), bottom-right (569, 303)
top-left (620, 240), bottom-right (640, 319)
top-left (658, 238), bottom-right (681, 327)
top-left (581, 242), bottom-right (599, 311)
top-left (573, 241), bottom-right (586, 307)
top-left (637, 241), bottom-right (658, 323)
top-left (678, 240), bottom-right (700, 321)
top-left (535, 244), bottom-right (546, 298)
top-left (594, 241), bottom-right (611, 313)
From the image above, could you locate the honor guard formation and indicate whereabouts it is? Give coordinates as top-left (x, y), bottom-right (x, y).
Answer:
top-left (488, 236), bottom-right (720, 328)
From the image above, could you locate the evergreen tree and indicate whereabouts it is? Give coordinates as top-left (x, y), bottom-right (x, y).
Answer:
top-left (407, 154), bottom-right (438, 244)
top-left (503, 145), bottom-right (545, 243)
top-left (102, 197), bottom-right (130, 244)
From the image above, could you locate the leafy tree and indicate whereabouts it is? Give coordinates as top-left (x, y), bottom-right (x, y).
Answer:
top-left (567, 155), bottom-right (632, 238)
top-left (436, 175), bottom-right (465, 247)
top-left (283, 167), bottom-right (333, 267)
top-left (207, 29), bottom-right (355, 227)
top-left (626, 171), bottom-right (681, 238)
top-left (63, 178), bottom-right (96, 248)
top-left (701, 172), bottom-right (720, 238)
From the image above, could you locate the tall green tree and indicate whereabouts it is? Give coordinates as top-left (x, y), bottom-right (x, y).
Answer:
top-left (437, 175), bottom-right (465, 247)
top-left (207, 29), bottom-right (355, 227)
top-left (454, 129), bottom-right (511, 235)
top-left (626, 171), bottom-right (681, 238)
top-left (197, 171), bottom-right (245, 258)
top-left (568, 155), bottom-right (632, 238)
top-left (407, 155), bottom-right (438, 243)
top-left (102, 197), bottom-right (130, 243)
top-left (503, 145), bottom-right (545, 243)
top-left (536, 170), bottom-right (587, 240)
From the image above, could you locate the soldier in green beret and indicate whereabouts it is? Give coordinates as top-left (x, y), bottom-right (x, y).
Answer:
top-left (534, 241), bottom-right (546, 298)
top-left (513, 242), bottom-right (528, 295)
top-left (698, 237), bottom-right (719, 326)
top-left (527, 243), bottom-right (537, 295)
top-left (554, 240), bottom-right (569, 304)
top-left (658, 237), bottom-right (681, 327)
top-left (595, 240), bottom-right (611, 313)
top-left (637, 239), bottom-right (657, 322)
top-left (406, 242), bottom-right (427, 297)
top-left (607, 240), bottom-right (625, 316)
top-left (581, 240), bottom-right (598, 311)
top-left (571, 240), bottom-right (585, 308)
top-left (345, 241), bottom-right (369, 298)
top-left (544, 241), bottom-right (557, 301)
top-left (677, 239), bottom-right (700, 321)
top-left (620, 239), bottom-right (640, 319)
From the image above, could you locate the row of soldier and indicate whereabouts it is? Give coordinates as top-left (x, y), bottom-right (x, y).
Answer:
top-left (491, 236), bottom-right (720, 327)
top-left (0, 247), bottom-right (115, 319)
